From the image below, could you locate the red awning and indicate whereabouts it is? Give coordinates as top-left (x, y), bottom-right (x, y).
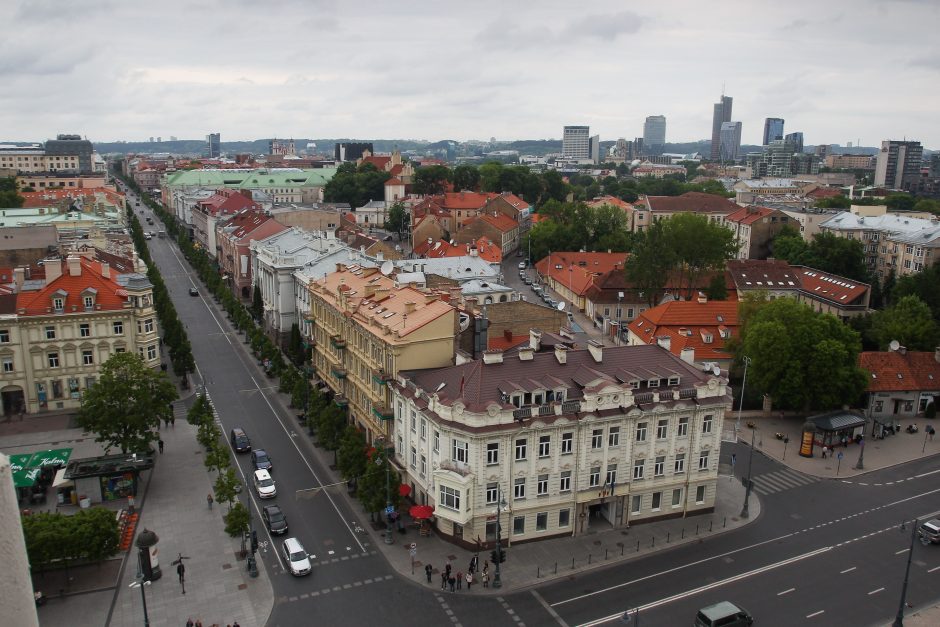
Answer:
top-left (409, 505), bottom-right (435, 520)
top-left (399, 484), bottom-right (412, 497)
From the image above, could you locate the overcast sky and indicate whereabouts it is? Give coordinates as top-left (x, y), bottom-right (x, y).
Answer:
top-left (1, 0), bottom-right (938, 148)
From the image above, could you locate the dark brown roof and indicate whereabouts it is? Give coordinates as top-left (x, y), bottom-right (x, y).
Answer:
top-left (643, 192), bottom-right (739, 214)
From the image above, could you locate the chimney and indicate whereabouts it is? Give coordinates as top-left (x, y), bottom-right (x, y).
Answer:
top-left (100, 262), bottom-right (110, 279)
top-left (696, 292), bottom-right (707, 304)
top-left (364, 284), bottom-right (377, 299)
top-left (13, 268), bottom-right (25, 291)
top-left (554, 345), bottom-right (568, 364)
top-left (404, 301), bottom-right (417, 313)
top-left (588, 340), bottom-right (603, 363)
top-left (518, 347), bottom-right (535, 361)
top-left (483, 349), bottom-right (504, 365)
top-left (503, 329), bottom-right (513, 342)
top-left (67, 255), bottom-right (81, 276)
top-left (656, 335), bottom-right (672, 351)
top-left (529, 329), bottom-right (542, 351)
top-left (680, 347), bottom-right (695, 364)
top-left (44, 259), bottom-right (62, 283)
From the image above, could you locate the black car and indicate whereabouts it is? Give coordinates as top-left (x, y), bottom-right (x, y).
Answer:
top-left (251, 449), bottom-right (273, 471)
top-left (231, 428), bottom-right (251, 453)
top-left (189, 287), bottom-right (199, 296)
top-left (262, 504), bottom-right (288, 535)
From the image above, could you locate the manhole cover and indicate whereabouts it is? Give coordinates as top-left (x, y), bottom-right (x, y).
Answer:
top-left (222, 563), bottom-right (232, 570)
top-left (238, 583), bottom-right (247, 590)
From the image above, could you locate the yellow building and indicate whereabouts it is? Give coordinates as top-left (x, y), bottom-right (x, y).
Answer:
top-left (0, 256), bottom-right (160, 417)
top-left (308, 263), bottom-right (457, 443)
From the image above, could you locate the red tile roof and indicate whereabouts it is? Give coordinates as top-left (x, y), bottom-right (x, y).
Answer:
top-left (16, 258), bottom-right (129, 315)
top-left (725, 205), bottom-right (778, 226)
top-left (361, 155), bottom-right (392, 171)
top-left (535, 252), bottom-right (628, 297)
top-left (20, 187), bottom-right (125, 208)
top-left (479, 212), bottom-right (518, 232)
top-left (859, 351), bottom-right (940, 392)
top-left (627, 299), bottom-right (739, 362)
top-left (488, 332), bottom-right (530, 351)
top-left (440, 192), bottom-right (497, 210)
top-left (587, 195), bottom-right (633, 210)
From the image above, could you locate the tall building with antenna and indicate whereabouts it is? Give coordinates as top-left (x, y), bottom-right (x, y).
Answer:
top-left (710, 94), bottom-right (733, 161)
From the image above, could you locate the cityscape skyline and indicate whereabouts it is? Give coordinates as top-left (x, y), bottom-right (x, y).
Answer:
top-left (1, 1), bottom-right (939, 149)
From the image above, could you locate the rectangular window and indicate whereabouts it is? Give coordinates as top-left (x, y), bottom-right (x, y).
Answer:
top-left (677, 417), bottom-right (689, 437)
top-left (651, 492), bottom-right (662, 511)
top-left (515, 438), bottom-right (527, 461)
top-left (486, 442), bottom-right (499, 465)
top-left (80, 323), bottom-right (91, 337)
top-left (82, 349), bottom-right (94, 366)
top-left (410, 410), bottom-right (416, 432)
top-left (606, 464), bottom-right (617, 486)
top-left (631, 495), bottom-right (642, 514)
top-left (434, 430), bottom-right (440, 453)
top-left (654, 456), bottom-right (665, 477)
top-left (410, 446), bottom-right (417, 469)
top-left (674, 453), bottom-right (686, 474)
top-left (536, 512), bottom-right (548, 531)
top-left (53, 297), bottom-right (64, 311)
top-left (559, 509), bottom-right (570, 527)
top-left (45, 326), bottom-right (56, 340)
top-left (537, 474), bottom-right (548, 496)
top-left (48, 352), bottom-right (59, 368)
top-left (420, 455), bottom-right (426, 477)
top-left (486, 482), bottom-right (498, 504)
top-left (2, 358), bottom-right (13, 373)
top-left (147, 345), bottom-right (157, 360)
top-left (699, 450), bottom-right (709, 470)
top-left (560, 470), bottom-right (571, 492)
top-left (696, 485), bottom-right (706, 504)
top-left (636, 422), bottom-right (648, 442)
top-left (589, 466), bottom-right (600, 487)
top-left (0, 329), bottom-right (9, 343)
top-left (608, 426), bottom-right (620, 447)
top-left (633, 459), bottom-right (644, 480)
top-left (672, 488), bottom-right (682, 507)
top-left (591, 429), bottom-right (603, 449)
top-left (439, 485), bottom-right (461, 511)
top-left (83, 295), bottom-right (94, 309)
top-left (656, 419), bottom-right (668, 440)
top-left (513, 515), bottom-right (525, 535)
top-left (452, 439), bottom-right (469, 463)
top-left (561, 432), bottom-right (573, 454)
top-left (538, 435), bottom-right (551, 458)
top-left (702, 415), bottom-right (713, 434)
top-left (513, 478), bottom-right (526, 500)
top-left (144, 318), bottom-right (154, 333)
top-left (420, 418), bottom-right (427, 440)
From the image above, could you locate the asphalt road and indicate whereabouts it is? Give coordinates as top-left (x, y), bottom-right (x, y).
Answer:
top-left (128, 186), bottom-right (940, 627)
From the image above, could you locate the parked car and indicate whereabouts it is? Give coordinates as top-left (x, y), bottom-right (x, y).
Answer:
top-left (523, 277), bottom-right (532, 285)
top-left (251, 449), bottom-right (273, 471)
top-left (262, 504), bottom-right (288, 535)
top-left (282, 537), bottom-right (311, 576)
top-left (189, 287), bottom-right (199, 296)
top-left (920, 518), bottom-right (940, 544)
top-left (694, 601), bottom-right (753, 627)
top-left (518, 261), bottom-right (527, 269)
top-left (230, 428), bottom-right (251, 453)
top-left (253, 469), bottom-right (276, 499)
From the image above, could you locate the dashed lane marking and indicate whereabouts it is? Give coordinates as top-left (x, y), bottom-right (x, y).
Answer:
top-left (497, 596), bottom-right (526, 626)
top-left (868, 587), bottom-right (885, 595)
top-left (807, 610), bottom-right (825, 619)
top-left (434, 593), bottom-right (462, 626)
top-left (840, 567), bottom-right (857, 574)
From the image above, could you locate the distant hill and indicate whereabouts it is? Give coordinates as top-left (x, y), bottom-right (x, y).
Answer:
top-left (92, 138), bottom-right (431, 157)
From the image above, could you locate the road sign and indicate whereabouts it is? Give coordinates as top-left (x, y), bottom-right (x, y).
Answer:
top-left (410, 542), bottom-right (416, 550)
top-left (385, 505), bottom-right (395, 515)
top-left (410, 546), bottom-right (417, 557)
top-left (837, 451), bottom-right (844, 460)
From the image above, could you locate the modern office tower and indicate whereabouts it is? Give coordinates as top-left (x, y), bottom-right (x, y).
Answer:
top-left (44, 134), bottom-right (94, 173)
top-left (718, 121), bottom-right (742, 162)
top-left (763, 118), bottom-right (785, 145)
top-left (334, 142), bottom-right (374, 162)
top-left (710, 95), bottom-right (733, 160)
top-left (206, 133), bottom-right (221, 158)
top-left (643, 115), bottom-right (666, 151)
top-left (589, 135), bottom-right (601, 163)
top-left (785, 132), bottom-right (804, 153)
top-left (874, 140), bottom-right (924, 190)
top-left (563, 126), bottom-right (591, 160)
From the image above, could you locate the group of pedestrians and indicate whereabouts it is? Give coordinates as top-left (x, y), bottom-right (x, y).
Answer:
top-left (185, 621), bottom-right (240, 627)
top-left (426, 555), bottom-right (490, 591)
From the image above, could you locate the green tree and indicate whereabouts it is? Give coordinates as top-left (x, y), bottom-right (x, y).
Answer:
top-left (705, 273), bottom-right (728, 300)
top-left (251, 284), bottom-right (263, 320)
top-left (224, 502), bottom-right (250, 539)
top-left (814, 195), bottom-right (851, 209)
top-left (385, 202), bottom-right (409, 240)
top-left (453, 165), bottom-right (481, 192)
top-left (870, 295), bottom-right (940, 351)
top-left (204, 442), bottom-right (231, 476)
top-left (358, 447), bottom-right (391, 519)
top-left (213, 467), bottom-right (240, 510)
top-left (413, 165), bottom-right (452, 195)
top-left (0, 176), bottom-right (25, 207)
top-left (665, 213), bottom-right (737, 298)
top-left (315, 403), bottom-right (347, 464)
top-left (892, 263), bottom-right (940, 323)
top-left (337, 426), bottom-right (367, 481)
top-left (913, 198), bottom-right (940, 216)
top-left (739, 298), bottom-right (867, 411)
top-left (77, 353), bottom-right (177, 454)
top-left (625, 220), bottom-right (676, 307)
top-left (886, 193), bottom-right (915, 212)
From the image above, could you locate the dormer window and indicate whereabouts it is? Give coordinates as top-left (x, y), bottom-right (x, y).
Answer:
top-left (629, 380), bottom-right (640, 390)
top-left (648, 378), bottom-right (660, 388)
top-left (534, 392), bottom-right (543, 405)
top-left (556, 389), bottom-right (566, 402)
top-left (83, 296), bottom-right (94, 310)
top-left (53, 297), bottom-right (64, 312)
top-left (668, 376), bottom-right (680, 386)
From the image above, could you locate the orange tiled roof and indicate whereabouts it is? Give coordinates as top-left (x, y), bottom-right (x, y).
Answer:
top-left (361, 155), bottom-right (392, 170)
top-left (859, 351), bottom-right (940, 392)
top-left (480, 212), bottom-right (518, 232)
top-left (534, 252), bottom-right (627, 297)
top-left (725, 205), bottom-right (777, 226)
top-left (642, 191), bottom-right (739, 215)
top-left (488, 333), bottom-right (529, 351)
top-left (586, 195), bottom-right (633, 210)
top-left (440, 192), bottom-right (497, 210)
top-left (20, 187), bottom-right (125, 208)
top-left (627, 299), bottom-right (739, 361)
top-left (16, 258), bottom-right (129, 316)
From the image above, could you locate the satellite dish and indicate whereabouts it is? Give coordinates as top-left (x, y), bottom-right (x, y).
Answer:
top-left (557, 301), bottom-right (566, 311)
top-left (889, 340), bottom-right (900, 352)
top-left (380, 261), bottom-right (393, 276)
top-left (712, 365), bottom-right (721, 376)
top-left (459, 313), bottom-right (471, 332)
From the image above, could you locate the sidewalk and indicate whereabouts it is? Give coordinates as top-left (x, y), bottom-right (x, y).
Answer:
top-left (732, 412), bottom-right (940, 479)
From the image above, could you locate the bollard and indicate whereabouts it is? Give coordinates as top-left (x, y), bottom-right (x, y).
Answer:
top-left (537, 566), bottom-right (541, 578)
top-left (605, 549), bottom-right (609, 560)
top-left (723, 517), bottom-right (727, 528)
top-left (667, 532), bottom-right (670, 543)
top-left (696, 524), bottom-right (699, 535)
top-left (572, 557), bottom-right (576, 570)
top-left (588, 554), bottom-right (592, 564)
top-left (709, 521), bottom-right (713, 532)
top-left (636, 540), bottom-right (640, 552)
top-left (681, 528), bottom-right (685, 539)
top-left (621, 544), bottom-right (625, 556)
top-left (651, 537), bottom-right (655, 548)
top-left (554, 562), bottom-right (558, 574)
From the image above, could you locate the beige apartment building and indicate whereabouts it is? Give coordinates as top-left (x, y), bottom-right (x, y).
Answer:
top-left (0, 256), bottom-right (160, 417)
top-left (0, 145), bottom-right (81, 174)
top-left (824, 154), bottom-right (875, 170)
top-left (308, 264), bottom-right (457, 442)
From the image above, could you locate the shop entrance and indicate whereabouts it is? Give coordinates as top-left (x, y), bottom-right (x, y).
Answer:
top-left (2, 385), bottom-right (24, 418)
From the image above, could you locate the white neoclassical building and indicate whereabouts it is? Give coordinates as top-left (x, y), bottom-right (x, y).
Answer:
top-left (390, 337), bottom-right (731, 548)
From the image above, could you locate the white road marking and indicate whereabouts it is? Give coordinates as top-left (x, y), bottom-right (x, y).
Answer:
top-left (927, 565), bottom-right (940, 573)
top-left (868, 587), bottom-right (885, 595)
top-left (777, 588), bottom-right (795, 596)
top-left (896, 548), bottom-right (910, 555)
top-left (806, 610), bottom-right (825, 618)
top-left (840, 567), bottom-right (857, 574)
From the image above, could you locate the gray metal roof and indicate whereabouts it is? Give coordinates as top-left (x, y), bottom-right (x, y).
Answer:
top-left (811, 410), bottom-right (866, 432)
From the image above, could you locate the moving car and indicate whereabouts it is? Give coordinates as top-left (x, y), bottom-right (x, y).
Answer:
top-left (253, 469), bottom-right (276, 499)
top-left (920, 518), bottom-right (940, 544)
top-left (282, 537), bottom-right (311, 576)
top-left (518, 261), bottom-right (527, 269)
top-left (694, 601), bottom-right (753, 627)
top-left (262, 504), bottom-right (288, 535)
top-left (251, 449), bottom-right (273, 471)
top-left (231, 428), bottom-right (251, 453)
top-left (189, 287), bottom-right (199, 296)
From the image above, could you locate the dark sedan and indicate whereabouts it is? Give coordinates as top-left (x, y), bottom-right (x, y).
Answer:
top-left (262, 504), bottom-right (288, 535)
top-left (251, 449), bottom-right (273, 471)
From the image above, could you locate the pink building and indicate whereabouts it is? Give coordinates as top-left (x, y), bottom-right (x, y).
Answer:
top-left (216, 209), bottom-right (287, 298)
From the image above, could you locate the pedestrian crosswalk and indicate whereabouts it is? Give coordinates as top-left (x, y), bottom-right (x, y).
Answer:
top-left (750, 468), bottom-right (819, 496)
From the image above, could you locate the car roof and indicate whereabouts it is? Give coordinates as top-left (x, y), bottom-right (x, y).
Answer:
top-left (699, 602), bottom-right (745, 618)
top-left (232, 428), bottom-right (246, 436)
top-left (254, 469), bottom-right (272, 480)
top-left (264, 504), bottom-right (282, 513)
top-left (284, 537), bottom-right (304, 550)
top-left (253, 449), bottom-right (268, 455)
top-left (924, 519), bottom-right (940, 529)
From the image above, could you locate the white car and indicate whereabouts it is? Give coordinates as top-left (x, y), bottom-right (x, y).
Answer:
top-left (253, 469), bottom-right (277, 499)
top-left (282, 537), bottom-right (311, 576)
top-left (518, 261), bottom-right (527, 270)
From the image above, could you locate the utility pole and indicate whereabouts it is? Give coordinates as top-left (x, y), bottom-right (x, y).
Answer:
top-left (893, 519), bottom-right (918, 627)
top-left (736, 356), bottom-right (750, 434)
top-left (740, 427), bottom-right (756, 518)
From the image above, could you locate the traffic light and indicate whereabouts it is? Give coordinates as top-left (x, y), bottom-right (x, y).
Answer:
top-left (490, 548), bottom-right (506, 564)
top-left (250, 530), bottom-right (258, 553)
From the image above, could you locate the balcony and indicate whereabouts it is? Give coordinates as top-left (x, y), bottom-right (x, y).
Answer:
top-left (633, 392), bottom-right (654, 404)
top-left (334, 394), bottom-right (349, 407)
top-left (330, 335), bottom-right (347, 349)
top-left (372, 369), bottom-right (393, 385)
top-left (331, 366), bottom-right (347, 379)
top-left (372, 404), bottom-right (394, 421)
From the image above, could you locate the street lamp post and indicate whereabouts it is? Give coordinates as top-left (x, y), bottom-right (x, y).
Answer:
top-left (893, 519), bottom-right (918, 627)
top-left (376, 436), bottom-right (394, 545)
top-left (855, 437), bottom-right (865, 470)
top-left (493, 488), bottom-right (507, 589)
top-left (740, 427), bottom-right (756, 518)
top-left (736, 356), bottom-right (751, 434)
top-left (131, 552), bottom-right (151, 627)
top-left (616, 292), bottom-right (624, 345)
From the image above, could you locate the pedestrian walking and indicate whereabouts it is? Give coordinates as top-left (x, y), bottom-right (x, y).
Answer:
top-left (456, 571), bottom-right (463, 590)
top-left (425, 564), bottom-right (433, 583)
top-left (171, 415), bottom-right (175, 427)
top-left (841, 435), bottom-right (848, 448)
top-left (441, 572), bottom-right (447, 590)
top-left (449, 576), bottom-right (456, 592)
top-left (207, 493), bottom-right (213, 510)
top-left (164, 417), bottom-right (170, 428)
top-left (158, 439), bottom-right (165, 454)
top-left (482, 570), bottom-right (489, 587)
top-left (466, 571), bottom-right (473, 589)
top-left (821, 445), bottom-right (827, 459)
top-left (445, 562), bottom-right (451, 578)
top-left (233, 622), bottom-right (240, 627)
top-left (187, 620), bottom-right (194, 627)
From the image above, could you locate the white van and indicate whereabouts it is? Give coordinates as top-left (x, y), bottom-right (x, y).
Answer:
top-left (282, 537), bottom-right (311, 576)
top-left (253, 469), bottom-right (276, 499)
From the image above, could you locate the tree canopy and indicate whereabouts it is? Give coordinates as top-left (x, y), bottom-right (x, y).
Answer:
top-left (524, 200), bottom-right (633, 262)
top-left (772, 230), bottom-right (869, 283)
top-left (323, 162), bottom-right (390, 207)
top-left (738, 298), bottom-right (868, 411)
top-left (892, 262), bottom-right (940, 324)
top-left (869, 295), bottom-right (940, 351)
top-left (77, 352), bottom-right (178, 454)
top-left (0, 176), bottom-right (25, 208)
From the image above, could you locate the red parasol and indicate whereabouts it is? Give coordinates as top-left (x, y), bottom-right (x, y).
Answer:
top-left (409, 505), bottom-right (435, 520)
top-left (399, 484), bottom-right (412, 497)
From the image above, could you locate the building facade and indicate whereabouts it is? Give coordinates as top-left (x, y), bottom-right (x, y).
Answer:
top-left (562, 126), bottom-right (591, 161)
top-left (718, 122), bottom-right (742, 163)
top-left (874, 140), bottom-right (923, 191)
top-left (643, 116), bottom-right (667, 151)
top-left (762, 118), bottom-right (785, 146)
top-left (710, 95), bottom-right (733, 161)
top-left (391, 342), bottom-right (730, 547)
top-left (206, 133), bottom-right (221, 158)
